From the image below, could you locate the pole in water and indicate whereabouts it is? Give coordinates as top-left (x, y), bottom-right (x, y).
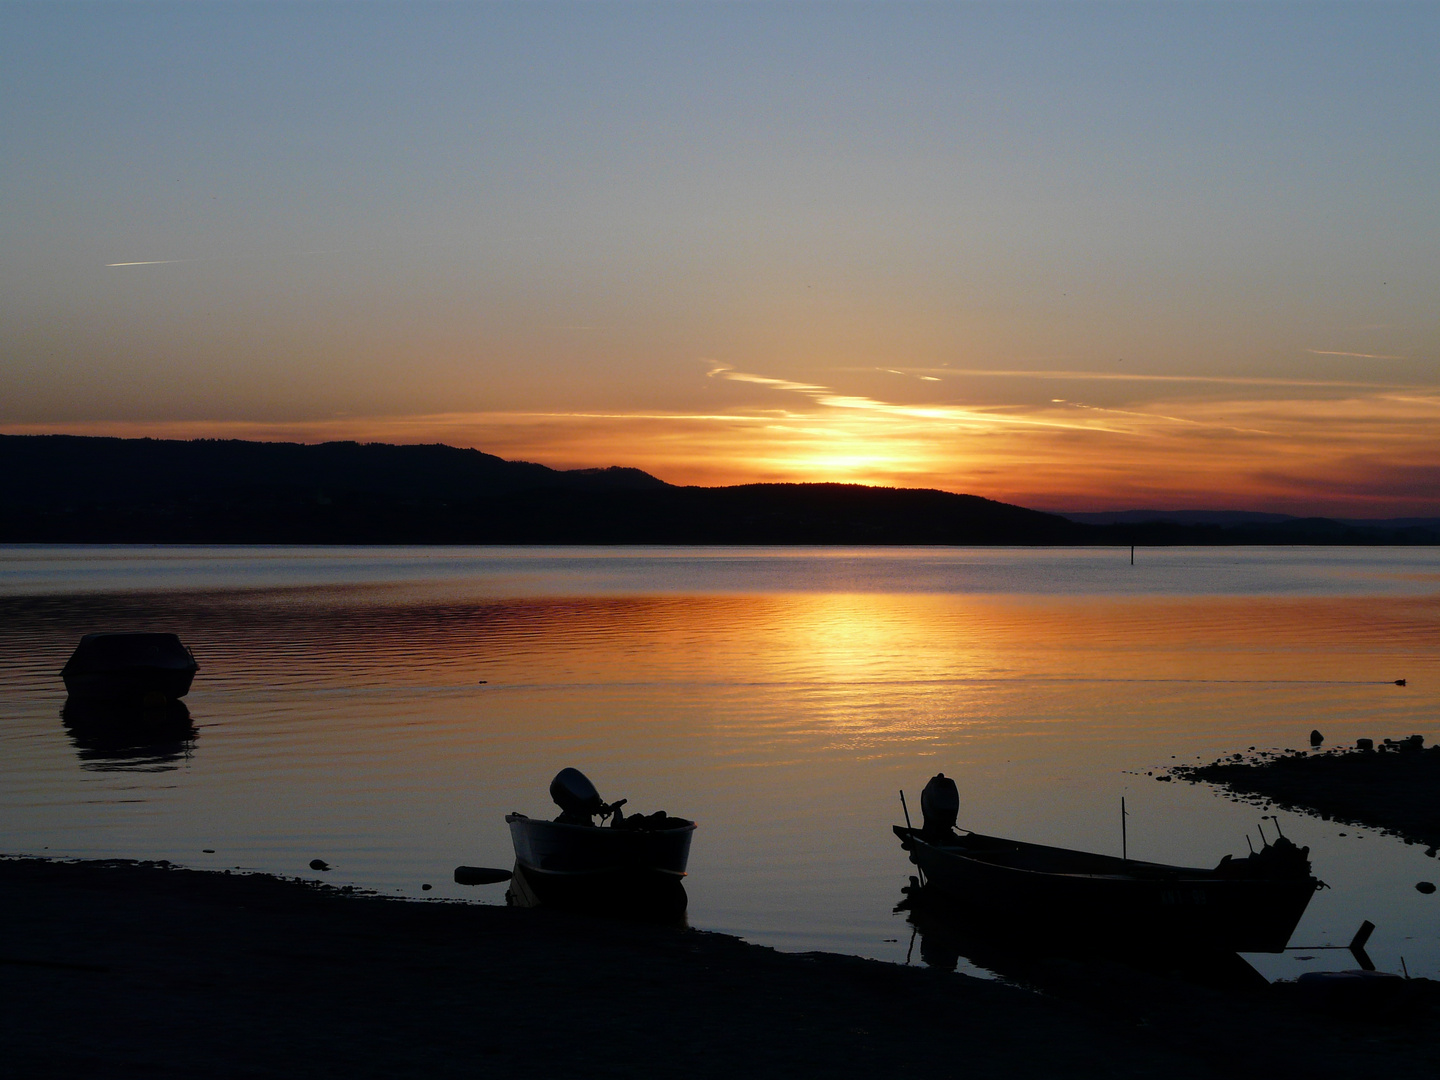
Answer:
top-left (1121, 796), bottom-right (1128, 863)
top-left (1130, 545), bottom-right (1134, 565)
top-left (899, 791), bottom-right (926, 886)
top-left (1349, 920), bottom-right (1376, 971)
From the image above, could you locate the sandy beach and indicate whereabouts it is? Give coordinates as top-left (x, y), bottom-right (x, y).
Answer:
top-left (3, 857), bottom-right (1437, 1079)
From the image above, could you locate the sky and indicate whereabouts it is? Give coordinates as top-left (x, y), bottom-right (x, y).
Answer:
top-left (2, 1), bottom-right (1438, 515)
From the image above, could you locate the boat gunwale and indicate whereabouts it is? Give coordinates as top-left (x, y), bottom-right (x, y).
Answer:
top-left (506, 811), bottom-right (698, 838)
top-left (506, 812), bottom-right (696, 880)
top-left (895, 825), bottom-right (1302, 885)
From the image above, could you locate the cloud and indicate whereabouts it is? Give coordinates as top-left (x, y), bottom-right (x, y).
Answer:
top-left (869, 368), bottom-right (1422, 390)
top-left (1305, 350), bottom-right (1409, 360)
top-left (8, 377), bottom-right (1439, 516)
top-left (706, 362), bottom-right (1140, 435)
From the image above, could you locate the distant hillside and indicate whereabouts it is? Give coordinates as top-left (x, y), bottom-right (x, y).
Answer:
top-left (0, 434), bottom-right (1082, 544)
top-left (1064, 510), bottom-right (1298, 527)
top-left (1, 435), bottom-right (1435, 545)
top-left (0, 435), bottom-right (664, 507)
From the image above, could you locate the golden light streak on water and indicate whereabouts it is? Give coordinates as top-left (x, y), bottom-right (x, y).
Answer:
top-left (1, 547), bottom-right (1437, 978)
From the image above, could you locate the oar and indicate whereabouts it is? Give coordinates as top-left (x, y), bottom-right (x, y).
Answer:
top-left (453, 865), bottom-right (513, 886)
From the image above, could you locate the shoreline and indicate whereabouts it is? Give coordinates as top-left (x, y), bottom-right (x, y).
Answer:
top-left (4, 856), bottom-right (1439, 1078)
top-left (1174, 738), bottom-right (1440, 852)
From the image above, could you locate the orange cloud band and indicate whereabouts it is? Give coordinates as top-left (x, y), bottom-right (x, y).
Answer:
top-left (6, 383), bottom-right (1439, 517)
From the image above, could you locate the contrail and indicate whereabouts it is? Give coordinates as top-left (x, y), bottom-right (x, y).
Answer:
top-left (105, 237), bottom-right (456, 270)
top-left (1306, 349), bottom-right (1408, 360)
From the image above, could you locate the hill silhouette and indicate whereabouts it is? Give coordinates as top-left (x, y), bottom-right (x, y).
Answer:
top-left (1, 434), bottom-right (1435, 545)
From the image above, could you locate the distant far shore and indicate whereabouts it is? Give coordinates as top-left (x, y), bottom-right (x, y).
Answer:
top-left (3, 856), bottom-right (1438, 1078)
top-left (3, 434), bottom-right (1437, 545)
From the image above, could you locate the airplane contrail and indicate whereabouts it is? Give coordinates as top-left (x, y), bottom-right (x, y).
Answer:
top-left (1306, 349), bottom-right (1407, 360)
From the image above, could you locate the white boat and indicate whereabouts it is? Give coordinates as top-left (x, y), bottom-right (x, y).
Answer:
top-left (504, 768), bottom-right (695, 911)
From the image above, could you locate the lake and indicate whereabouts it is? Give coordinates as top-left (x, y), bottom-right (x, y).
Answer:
top-left (2, 545), bottom-right (1437, 981)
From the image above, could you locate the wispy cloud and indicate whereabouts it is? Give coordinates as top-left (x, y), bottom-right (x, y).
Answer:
top-left (881, 368), bottom-right (941, 383)
top-left (1305, 350), bottom-right (1409, 360)
top-left (869, 368), bottom-right (1424, 390)
top-left (707, 362), bottom-right (1140, 435)
top-left (8, 384), bottom-right (1440, 516)
top-left (707, 365), bottom-right (829, 395)
top-left (104, 259), bottom-right (195, 267)
top-left (104, 238), bottom-right (453, 269)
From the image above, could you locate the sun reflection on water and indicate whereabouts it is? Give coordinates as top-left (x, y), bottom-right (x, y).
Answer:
top-left (1, 547), bottom-right (1437, 978)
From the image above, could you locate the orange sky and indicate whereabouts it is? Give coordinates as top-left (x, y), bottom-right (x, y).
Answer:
top-left (8, 363), bottom-right (1438, 515)
top-left (3, 5), bottom-right (1437, 516)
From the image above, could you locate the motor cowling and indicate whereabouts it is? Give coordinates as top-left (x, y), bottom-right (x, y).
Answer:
top-left (550, 767), bottom-right (604, 824)
top-left (920, 773), bottom-right (959, 839)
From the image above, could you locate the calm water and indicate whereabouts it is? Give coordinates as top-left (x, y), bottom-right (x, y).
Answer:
top-left (2, 546), bottom-right (1438, 981)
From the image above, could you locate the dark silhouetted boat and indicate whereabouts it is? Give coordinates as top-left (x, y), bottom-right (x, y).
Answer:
top-left (505, 768), bottom-right (695, 914)
top-left (61, 633), bottom-right (199, 705)
top-left (895, 773), bottom-right (1319, 953)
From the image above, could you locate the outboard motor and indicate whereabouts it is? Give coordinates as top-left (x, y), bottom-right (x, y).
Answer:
top-left (550, 767), bottom-right (604, 825)
top-left (920, 773), bottom-right (959, 840)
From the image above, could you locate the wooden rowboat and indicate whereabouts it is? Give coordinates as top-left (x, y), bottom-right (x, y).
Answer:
top-left (895, 774), bottom-right (1319, 953)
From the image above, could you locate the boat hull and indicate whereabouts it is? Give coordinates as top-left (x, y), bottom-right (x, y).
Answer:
top-left (60, 633), bottom-right (198, 704)
top-left (505, 813), bottom-right (695, 916)
top-left (507, 814), bottom-right (695, 878)
top-left (61, 666), bottom-right (196, 704)
top-left (896, 826), bottom-right (1317, 953)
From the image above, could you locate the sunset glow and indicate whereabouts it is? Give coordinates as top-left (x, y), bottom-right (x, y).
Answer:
top-left (3, 3), bottom-right (1437, 516)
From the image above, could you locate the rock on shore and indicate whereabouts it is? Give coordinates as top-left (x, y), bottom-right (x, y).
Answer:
top-left (1175, 738), bottom-right (1440, 850)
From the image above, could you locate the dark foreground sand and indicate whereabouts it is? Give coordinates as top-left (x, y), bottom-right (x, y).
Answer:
top-left (3, 858), bottom-right (1437, 1079)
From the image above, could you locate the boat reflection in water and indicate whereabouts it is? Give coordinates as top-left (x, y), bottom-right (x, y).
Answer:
top-left (896, 878), bottom-right (1270, 992)
top-left (503, 768), bottom-right (695, 921)
top-left (61, 697), bottom-right (198, 772)
top-left (504, 862), bottom-right (689, 924)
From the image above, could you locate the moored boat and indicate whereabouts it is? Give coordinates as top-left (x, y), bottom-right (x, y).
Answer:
top-left (505, 768), bottom-right (696, 913)
top-left (61, 633), bottom-right (199, 705)
top-left (895, 773), bottom-right (1319, 953)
